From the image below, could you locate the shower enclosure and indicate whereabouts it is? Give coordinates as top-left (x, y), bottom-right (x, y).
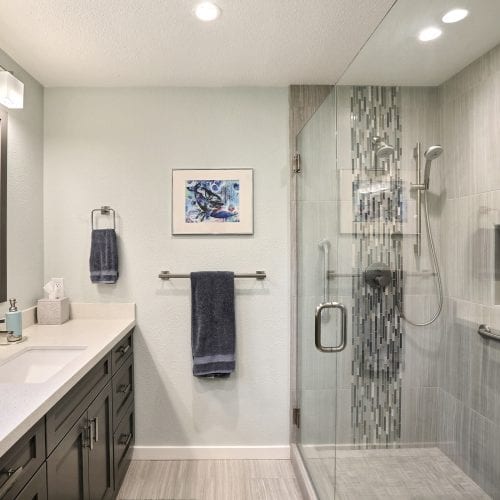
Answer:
top-left (292, 1), bottom-right (500, 498)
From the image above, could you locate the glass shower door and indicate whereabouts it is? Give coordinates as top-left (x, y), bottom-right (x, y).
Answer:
top-left (296, 89), bottom-right (339, 499)
top-left (296, 84), bottom-right (405, 499)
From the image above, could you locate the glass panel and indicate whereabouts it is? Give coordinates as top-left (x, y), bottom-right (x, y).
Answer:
top-left (296, 90), bottom-right (337, 499)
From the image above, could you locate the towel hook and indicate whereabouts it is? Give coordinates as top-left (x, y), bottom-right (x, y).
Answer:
top-left (91, 206), bottom-right (116, 231)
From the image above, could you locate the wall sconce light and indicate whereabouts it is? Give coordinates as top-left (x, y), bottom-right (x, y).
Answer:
top-left (0, 68), bottom-right (24, 109)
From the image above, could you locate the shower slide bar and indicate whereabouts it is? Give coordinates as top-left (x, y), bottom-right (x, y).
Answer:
top-left (158, 270), bottom-right (266, 280)
top-left (327, 270), bottom-right (436, 279)
top-left (478, 324), bottom-right (500, 341)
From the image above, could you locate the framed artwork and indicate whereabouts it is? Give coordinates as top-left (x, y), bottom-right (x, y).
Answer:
top-left (172, 168), bottom-right (254, 235)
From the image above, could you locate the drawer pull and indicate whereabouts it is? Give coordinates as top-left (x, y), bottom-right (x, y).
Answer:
top-left (88, 417), bottom-right (99, 450)
top-left (94, 416), bottom-right (99, 443)
top-left (89, 420), bottom-right (94, 450)
top-left (118, 344), bottom-right (130, 355)
top-left (118, 433), bottom-right (132, 448)
top-left (118, 383), bottom-right (132, 395)
top-left (0, 466), bottom-right (23, 498)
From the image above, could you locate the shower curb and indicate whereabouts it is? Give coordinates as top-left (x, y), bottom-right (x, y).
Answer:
top-left (291, 444), bottom-right (319, 500)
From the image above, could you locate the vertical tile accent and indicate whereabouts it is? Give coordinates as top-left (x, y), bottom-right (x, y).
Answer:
top-left (350, 86), bottom-right (404, 446)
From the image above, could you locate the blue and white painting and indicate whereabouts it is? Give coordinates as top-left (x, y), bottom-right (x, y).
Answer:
top-left (185, 179), bottom-right (240, 223)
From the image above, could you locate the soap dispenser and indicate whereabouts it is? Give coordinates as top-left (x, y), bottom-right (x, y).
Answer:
top-left (6, 298), bottom-right (22, 338)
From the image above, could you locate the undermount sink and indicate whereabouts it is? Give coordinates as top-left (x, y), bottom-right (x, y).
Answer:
top-left (0, 346), bottom-right (87, 384)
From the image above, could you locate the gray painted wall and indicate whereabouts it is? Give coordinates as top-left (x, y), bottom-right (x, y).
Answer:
top-left (0, 49), bottom-right (44, 313)
top-left (43, 87), bottom-right (291, 450)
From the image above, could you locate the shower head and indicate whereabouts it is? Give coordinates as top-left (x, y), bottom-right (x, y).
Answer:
top-left (372, 136), bottom-right (395, 159)
top-left (423, 145), bottom-right (444, 189)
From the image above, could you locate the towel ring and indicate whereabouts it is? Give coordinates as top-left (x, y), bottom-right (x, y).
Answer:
top-left (91, 206), bottom-right (116, 230)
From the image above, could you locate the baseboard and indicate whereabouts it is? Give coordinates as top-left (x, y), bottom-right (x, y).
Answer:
top-left (132, 445), bottom-right (290, 460)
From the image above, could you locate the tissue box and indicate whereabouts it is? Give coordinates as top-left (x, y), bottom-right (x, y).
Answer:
top-left (37, 297), bottom-right (70, 325)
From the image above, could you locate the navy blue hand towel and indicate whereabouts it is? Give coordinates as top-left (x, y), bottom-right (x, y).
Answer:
top-left (89, 229), bottom-right (119, 284)
top-left (190, 271), bottom-right (235, 377)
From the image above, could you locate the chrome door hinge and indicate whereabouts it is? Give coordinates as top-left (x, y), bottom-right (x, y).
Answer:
top-left (293, 407), bottom-right (301, 428)
top-left (292, 152), bottom-right (301, 173)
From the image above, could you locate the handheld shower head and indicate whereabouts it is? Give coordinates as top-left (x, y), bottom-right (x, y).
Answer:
top-left (423, 145), bottom-right (443, 189)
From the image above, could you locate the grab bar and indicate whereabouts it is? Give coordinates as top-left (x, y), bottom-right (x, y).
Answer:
top-left (327, 270), bottom-right (437, 279)
top-left (319, 240), bottom-right (330, 303)
top-left (478, 324), bottom-right (500, 341)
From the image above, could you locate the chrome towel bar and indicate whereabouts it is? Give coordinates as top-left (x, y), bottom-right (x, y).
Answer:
top-left (478, 324), bottom-right (500, 341)
top-left (158, 270), bottom-right (266, 280)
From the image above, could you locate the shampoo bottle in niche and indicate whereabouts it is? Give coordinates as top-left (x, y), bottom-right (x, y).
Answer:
top-left (6, 298), bottom-right (22, 337)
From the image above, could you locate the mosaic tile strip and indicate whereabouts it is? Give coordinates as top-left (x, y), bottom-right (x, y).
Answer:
top-left (350, 86), bottom-right (404, 447)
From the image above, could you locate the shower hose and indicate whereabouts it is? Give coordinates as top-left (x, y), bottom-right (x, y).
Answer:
top-left (397, 189), bottom-right (443, 326)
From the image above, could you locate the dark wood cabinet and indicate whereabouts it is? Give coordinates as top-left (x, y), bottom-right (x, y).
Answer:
top-left (113, 403), bottom-right (134, 491)
top-left (0, 329), bottom-right (134, 500)
top-left (14, 463), bottom-right (47, 500)
top-left (46, 354), bottom-right (111, 455)
top-left (46, 414), bottom-right (88, 500)
top-left (112, 355), bottom-right (134, 430)
top-left (88, 384), bottom-right (114, 500)
top-left (0, 420), bottom-right (45, 500)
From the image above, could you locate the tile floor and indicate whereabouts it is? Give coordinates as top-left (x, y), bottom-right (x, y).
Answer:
top-left (117, 459), bottom-right (303, 500)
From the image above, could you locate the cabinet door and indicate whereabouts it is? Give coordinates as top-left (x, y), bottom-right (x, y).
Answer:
top-left (87, 383), bottom-right (113, 500)
top-left (47, 414), bottom-right (88, 500)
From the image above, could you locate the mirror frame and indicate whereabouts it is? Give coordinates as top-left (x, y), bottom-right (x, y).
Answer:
top-left (0, 108), bottom-right (6, 302)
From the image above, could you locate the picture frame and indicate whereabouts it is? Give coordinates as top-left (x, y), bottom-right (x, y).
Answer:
top-left (172, 168), bottom-right (254, 235)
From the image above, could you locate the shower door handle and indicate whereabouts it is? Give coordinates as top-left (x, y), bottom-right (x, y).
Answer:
top-left (315, 302), bottom-right (347, 353)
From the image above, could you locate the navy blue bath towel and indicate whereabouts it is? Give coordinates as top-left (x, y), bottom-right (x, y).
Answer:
top-left (190, 271), bottom-right (235, 377)
top-left (89, 229), bottom-right (119, 284)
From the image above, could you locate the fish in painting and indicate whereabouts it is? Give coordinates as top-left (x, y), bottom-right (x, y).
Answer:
top-left (185, 180), bottom-right (240, 223)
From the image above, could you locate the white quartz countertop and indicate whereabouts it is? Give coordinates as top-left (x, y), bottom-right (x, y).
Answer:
top-left (0, 303), bottom-right (135, 457)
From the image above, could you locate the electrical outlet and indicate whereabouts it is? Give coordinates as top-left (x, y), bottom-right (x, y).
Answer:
top-left (51, 278), bottom-right (64, 299)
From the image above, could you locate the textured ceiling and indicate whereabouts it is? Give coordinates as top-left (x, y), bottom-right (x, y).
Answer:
top-left (0, 0), bottom-right (395, 87)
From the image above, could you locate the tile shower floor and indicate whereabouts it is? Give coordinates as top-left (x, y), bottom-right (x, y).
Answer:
top-left (307, 447), bottom-right (490, 499)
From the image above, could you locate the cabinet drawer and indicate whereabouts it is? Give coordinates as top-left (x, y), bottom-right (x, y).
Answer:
top-left (112, 355), bottom-right (133, 429)
top-left (112, 330), bottom-right (133, 374)
top-left (113, 403), bottom-right (134, 493)
top-left (46, 353), bottom-right (111, 454)
top-left (14, 463), bottom-right (46, 500)
top-left (0, 420), bottom-right (45, 500)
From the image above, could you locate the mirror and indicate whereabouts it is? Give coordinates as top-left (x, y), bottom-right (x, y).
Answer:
top-left (0, 108), bottom-right (5, 303)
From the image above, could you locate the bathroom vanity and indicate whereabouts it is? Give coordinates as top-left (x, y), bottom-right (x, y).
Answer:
top-left (0, 304), bottom-right (135, 500)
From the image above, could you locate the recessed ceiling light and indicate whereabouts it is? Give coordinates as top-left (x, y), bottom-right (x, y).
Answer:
top-left (442, 8), bottom-right (469, 23)
top-left (418, 27), bottom-right (442, 42)
top-left (193, 2), bottom-right (221, 22)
